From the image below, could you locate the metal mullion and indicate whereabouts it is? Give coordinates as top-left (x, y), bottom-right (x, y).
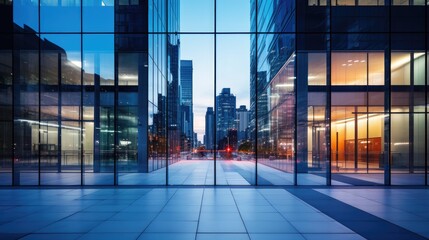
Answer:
top-left (165, 0), bottom-right (169, 186)
top-left (293, 0), bottom-right (298, 186)
top-left (326, 0), bottom-right (332, 186)
top-left (38, 0), bottom-right (41, 186)
top-left (214, 0), bottom-right (217, 186)
top-left (255, 0), bottom-right (258, 186)
top-left (425, 0), bottom-right (428, 186)
top-left (80, 0), bottom-right (84, 186)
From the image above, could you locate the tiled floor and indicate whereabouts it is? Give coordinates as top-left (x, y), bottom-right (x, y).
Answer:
top-left (0, 187), bottom-right (428, 240)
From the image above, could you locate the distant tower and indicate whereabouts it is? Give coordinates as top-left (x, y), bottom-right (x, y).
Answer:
top-left (205, 107), bottom-right (214, 150)
top-left (180, 60), bottom-right (194, 148)
top-left (236, 105), bottom-right (250, 143)
top-left (216, 88), bottom-right (237, 145)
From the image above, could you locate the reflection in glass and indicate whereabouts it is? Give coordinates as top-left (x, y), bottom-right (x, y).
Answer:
top-left (0, 47), bottom-right (12, 185)
top-left (13, 0), bottom-right (38, 32)
top-left (216, 34), bottom-right (254, 185)
top-left (83, 0), bottom-right (114, 32)
top-left (41, 0), bottom-right (81, 32)
top-left (179, 0), bottom-right (214, 32)
top-left (13, 35), bottom-right (39, 185)
top-left (168, 34), bottom-right (213, 185)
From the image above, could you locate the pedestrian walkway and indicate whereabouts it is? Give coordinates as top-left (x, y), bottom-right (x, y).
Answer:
top-left (0, 187), bottom-right (428, 240)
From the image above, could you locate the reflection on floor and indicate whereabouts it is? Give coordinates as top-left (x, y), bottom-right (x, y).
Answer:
top-left (0, 160), bottom-right (426, 186)
top-left (0, 187), bottom-right (428, 240)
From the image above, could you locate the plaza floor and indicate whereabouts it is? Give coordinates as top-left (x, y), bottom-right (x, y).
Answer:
top-left (0, 187), bottom-right (428, 240)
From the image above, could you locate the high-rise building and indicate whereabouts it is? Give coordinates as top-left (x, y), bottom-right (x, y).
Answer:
top-left (205, 107), bottom-right (215, 150)
top-left (216, 88), bottom-right (237, 147)
top-left (180, 60), bottom-right (194, 148)
top-left (236, 105), bottom-right (250, 143)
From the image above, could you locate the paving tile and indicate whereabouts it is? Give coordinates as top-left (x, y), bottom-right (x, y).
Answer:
top-left (0, 221), bottom-right (53, 233)
top-left (90, 220), bottom-right (151, 233)
top-left (20, 233), bottom-right (82, 240)
top-left (290, 221), bottom-right (353, 234)
top-left (302, 233), bottom-right (366, 240)
top-left (198, 220), bottom-right (246, 233)
top-left (137, 233), bottom-right (195, 240)
top-left (244, 221), bottom-right (298, 234)
top-left (196, 233), bottom-right (250, 240)
top-left (145, 221), bottom-right (198, 233)
top-left (78, 233), bottom-right (141, 240)
top-left (249, 233), bottom-right (305, 240)
top-left (37, 221), bottom-right (101, 233)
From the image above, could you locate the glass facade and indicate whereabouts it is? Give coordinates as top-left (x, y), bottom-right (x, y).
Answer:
top-left (0, 0), bottom-right (428, 186)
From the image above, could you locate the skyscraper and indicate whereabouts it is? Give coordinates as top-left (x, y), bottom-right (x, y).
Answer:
top-left (180, 60), bottom-right (194, 148)
top-left (236, 105), bottom-right (250, 143)
top-left (205, 107), bottom-right (215, 150)
top-left (216, 88), bottom-right (236, 147)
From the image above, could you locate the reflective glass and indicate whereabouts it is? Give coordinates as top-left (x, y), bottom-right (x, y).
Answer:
top-left (13, 0), bottom-right (38, 32)
top-left (216, 0), bottom-right (253, 32)
top-left (168, 34), bottom-right (214, 185)
top-left (216, 34), bottom-right (255, 185)
top-left (41, 0), bottom-right (81, 32)
top-left (179, 0), bottom-right (214, 32)
top-left (13, 34), bottom-right (39, 185)
top-left (83, 0), bottom-right (114, 32)
top-left (0, 39), bottom-right (12, 185)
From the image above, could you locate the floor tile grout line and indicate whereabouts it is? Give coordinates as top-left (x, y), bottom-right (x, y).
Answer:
top-left (314, 188), bottom-right (428, 227)
top-left (16, 189), bottom-right (156, 239)
top-left (256, 189), bottom-right (303, 237)
top-left (194, 187), bottom-right (206, 239)
top-left (229, 188), bottom-right (252, 239)
top-left (286, 188), bottom-right (427, 240)
top-left (132, 188), bottom-right (179, 239)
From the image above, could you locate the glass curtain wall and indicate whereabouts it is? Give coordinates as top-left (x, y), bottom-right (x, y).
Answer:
top-left (2, 0), bottom-right (429, 186)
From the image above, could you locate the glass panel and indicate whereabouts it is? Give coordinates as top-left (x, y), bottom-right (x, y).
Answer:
top-left (216, 34), bottom-right (254, 185)
top-left (13, 34), bottom-right (39, 185)
top-left (368, 52), bottom-right (384, 85)
top-left (414, 52), bottom-right (425, 86)
top-left (41, 0), bottom-right (81, 32)
top-left (39, 34), bottom-right (81, 185)
top-left (0, 46), bottom-right (12, 185)
top-left (179, 0), bottom-right (214, 32)
top-left (83, 34), bottom-right (115, 86)
top-left (168, 34), bottom-right (214, 185)
top-left (332, 52), bottom-right (367, 85)
top-left (13, 0), bottom-right (38, 32)
top-left (83, 0), bottom-right (114, 32)
top-left (82, 34), bottom-right (115, 185)
top-left (308, 53), bottom-right (326, 86)
top-left (216, 0), bottom-right (253, 32)
top-left (257, 0), bottom-right (295, 32)
top-left (391, 52), bottom-right (411, 85)
top-left (331, 90), bottom-right (384, 185)
top-left (308, 0), bottom-right (327, 6)
top-left (257, 33), bottom-right (295, 185)
top-left (393, 0), bottom-right (425, 5)
top-left (332, 0), bottom-right (384, 5)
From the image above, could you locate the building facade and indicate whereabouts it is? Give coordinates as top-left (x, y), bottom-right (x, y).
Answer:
top-left (1, 0), bottom-right (429, 186)
top-left (0, 0), bottom-right (180, 185)
top-left (252, 0), bottom-right (429, 185)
